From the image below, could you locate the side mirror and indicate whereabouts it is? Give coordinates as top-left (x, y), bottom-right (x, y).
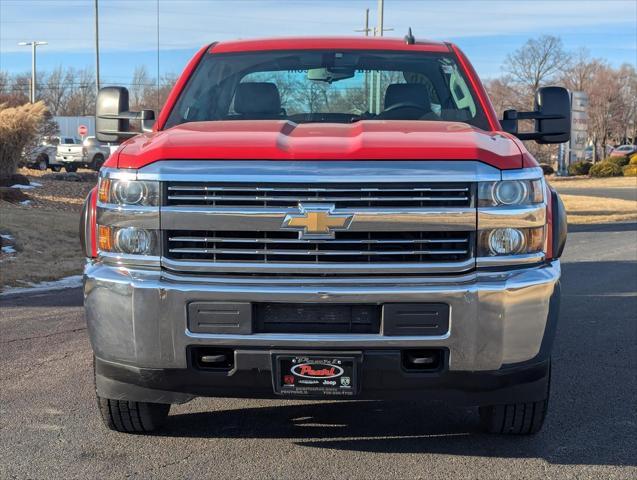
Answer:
top-left (501, 86), bottom-right (571, 144)
top-left (534, 87), bottom-right (571, 144)
top-left (96, 86), bottom-right (155, 143)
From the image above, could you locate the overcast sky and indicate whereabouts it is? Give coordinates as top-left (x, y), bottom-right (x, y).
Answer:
top-left (1, 0), bottom-right (635, 84)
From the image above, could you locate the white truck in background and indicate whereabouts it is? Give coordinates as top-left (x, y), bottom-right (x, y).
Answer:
top-left (56, 136), bottom-right (111, 172)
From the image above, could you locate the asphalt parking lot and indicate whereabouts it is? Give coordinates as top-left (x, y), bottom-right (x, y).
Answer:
top-left (1, 222), bottom-right (636, 479)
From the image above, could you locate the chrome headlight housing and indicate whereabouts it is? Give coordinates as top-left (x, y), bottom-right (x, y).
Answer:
top-left (478, 179), bottom-right (544, 207)
top-left (478, 226), bottom-right (545, 257)
top-left (98, 178), bottom-right (159, 206)
top-left (477, 176), bottom-right (547, 263)
top-left (98, 225), bottom-right (159, 255)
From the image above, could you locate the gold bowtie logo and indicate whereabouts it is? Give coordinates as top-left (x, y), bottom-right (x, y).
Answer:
top-left (283, 204), bottom-right (353, 239)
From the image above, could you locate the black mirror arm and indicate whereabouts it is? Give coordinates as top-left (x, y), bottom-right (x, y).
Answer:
top-left (500, 108), bottom-right (567, 139)
top-left (98, 109), bottom-right (155, 135)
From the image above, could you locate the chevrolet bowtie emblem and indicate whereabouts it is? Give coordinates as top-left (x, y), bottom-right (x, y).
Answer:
top-left (282, 203), bottom-right (353, 239)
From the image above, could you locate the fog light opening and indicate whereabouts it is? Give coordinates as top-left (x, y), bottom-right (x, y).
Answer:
top-left (402, 349), bottom-right (443, 371)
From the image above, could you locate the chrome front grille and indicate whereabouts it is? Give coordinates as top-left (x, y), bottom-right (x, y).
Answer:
top-left (165, 182), bottom-right (472, 208)
top-left (160, 175), bottom-right (477, 274)
top-left (165, 230), bottom-right (473, 264)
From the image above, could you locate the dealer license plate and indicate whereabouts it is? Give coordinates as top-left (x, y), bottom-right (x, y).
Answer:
top-left (273, 355), bottom-right (358, 397)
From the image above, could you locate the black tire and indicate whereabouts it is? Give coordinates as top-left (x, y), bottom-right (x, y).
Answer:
top-left (91, 154), bottom-right (105, 171)
top-left (50, 165), bottom-right (62, 172)
top-left (36, 155), bottom-right (48, 171)
top-left (96, 396), bottom-right (171, 433)
top-left (479, 363), bottom-right (551, 435)
top-left (64, 164), bottom-right (78, 173)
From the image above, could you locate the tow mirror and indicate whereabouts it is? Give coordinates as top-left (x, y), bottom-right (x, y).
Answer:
top-left (96, 86), bottom-right (155, 143)
top-left (501, 86), bottom-right (571, 144)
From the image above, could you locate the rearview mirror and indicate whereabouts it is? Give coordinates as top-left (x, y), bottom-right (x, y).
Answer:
top-left (307, 67), bottom-right (355, 83)
top-left (96, 86), bottom-right (155, 143)
top-left (501, 86), bottom-right (571, 144)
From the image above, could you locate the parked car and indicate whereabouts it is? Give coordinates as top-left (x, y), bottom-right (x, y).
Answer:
top-left (23, 138), bottom-right (63, 171)
top-left (81, 35), bottom-right (569, 435)
top-left (610, 145), bottom-right (637, 157)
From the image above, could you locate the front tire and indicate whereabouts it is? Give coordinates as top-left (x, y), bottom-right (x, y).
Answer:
top-left (96, 396), bottom-right (170, 433)
top-left (36, 155), bottom-right (48, 171)
top-left (91, 154), bottom-right (105, 171)
top-left (479, 362), bottom-right (550, 435)
top-left (50, 165), bottom-right (62, 172)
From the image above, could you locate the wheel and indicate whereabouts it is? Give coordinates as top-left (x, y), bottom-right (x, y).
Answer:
top-left (64, 164), bottom-right (78, 173)
top-left (91, 154), bottom-right (105, 171)
top-left (50, 165), bottom-right (62, 172)
top-left (36, 155), bottom-right (48, 171)
top-left (96, 395), bottom-right (170, 433)
top-left (479, 363), bottom-right (551, 435)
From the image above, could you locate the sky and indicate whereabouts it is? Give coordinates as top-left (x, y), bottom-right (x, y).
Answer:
top-left (1, 0), bottom-right (636, 86)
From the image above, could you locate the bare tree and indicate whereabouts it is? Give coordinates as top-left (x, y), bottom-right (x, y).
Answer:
top-left (616, 64), bottom-right (637, 144)
top-left (587, 64), bottom-right (623, 160)
top-left (63, 68), bottom-right (96, 116)
top-left (561, 48), bottom-right (601, 92)
top-left (130, 65), bottom-right (150, 110)
top-left (41, 66), bottom-right (73, 115)
top-left (503, 35), bottom-right (571, 98)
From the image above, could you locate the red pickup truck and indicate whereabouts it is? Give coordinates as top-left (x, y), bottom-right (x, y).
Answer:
top-left (81, 35), bottom-right (568, 435)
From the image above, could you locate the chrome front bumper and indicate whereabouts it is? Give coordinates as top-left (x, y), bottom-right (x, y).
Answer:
top-left (84, 260), bottom-right (560, 372)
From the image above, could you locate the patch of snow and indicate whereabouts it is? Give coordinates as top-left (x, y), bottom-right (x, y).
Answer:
top-left (30, 181), bottom-right (42, 187)
top-left (19, 200), bottom-right (32, 205)
top-left (9, 184), bottom-right (34, 189)
top-left (0, 234), bottom-right (14, 241)
top-left (1, 245), bottom-right (16, 254)
top-left (1, 275), bottom-right (83, 297)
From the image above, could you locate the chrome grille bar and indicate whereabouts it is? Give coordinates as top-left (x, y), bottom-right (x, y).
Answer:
top-left (165, 182), bottom-right (473, 209)
top-left (168, 248), bottom-right (469, 256)
top-left (168, 236), bottom-right (469, 244)
top-left (167, 194), bottom-right (469, 202)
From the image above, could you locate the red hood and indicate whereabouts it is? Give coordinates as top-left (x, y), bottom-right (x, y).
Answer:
top-left (115, 120), bottom-right (523, 169)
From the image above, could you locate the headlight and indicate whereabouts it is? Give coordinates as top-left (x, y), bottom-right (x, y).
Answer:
top-left (98, 226), bottom-right (158, 255)
top-left (478, 227), bottom-right (545, 256)
top-left (479, 179), bottom-right (543, 207)
top-left (98, 178), bottom-right (159, 206)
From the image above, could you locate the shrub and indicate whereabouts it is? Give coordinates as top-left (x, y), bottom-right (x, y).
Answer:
top-left (568, 160), bottom-right (592, 176)
top-left (622, 164), bottom-right (637, 177)
top-left (589, 161), bottom-right (623, 178)
top-left (540, 164), bottom-right (555, 175)
top-left (0, 101), bottom-right (47, 180)
top-left (605, 155), bottom-right (630, 167)
top-left (629, 153), bottom-right (637, 166)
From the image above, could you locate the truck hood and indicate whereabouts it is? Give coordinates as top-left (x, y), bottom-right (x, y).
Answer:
top-left (116, 120), bottom-right (522, 169)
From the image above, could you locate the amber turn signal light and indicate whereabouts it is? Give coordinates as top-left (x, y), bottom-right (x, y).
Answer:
top-left (98, 178), bottom-right (111, 203)
top-left (98, 225), bottom-right (113, 251)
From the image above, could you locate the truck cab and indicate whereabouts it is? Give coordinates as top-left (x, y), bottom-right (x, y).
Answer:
top-left (81, 36), bottom-right (568, 435)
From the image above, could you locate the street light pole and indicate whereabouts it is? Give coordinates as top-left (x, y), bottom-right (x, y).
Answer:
top-left (17, 41), bottom-right (47, 103)
top-left (95, 0), bottom-right (101, 94)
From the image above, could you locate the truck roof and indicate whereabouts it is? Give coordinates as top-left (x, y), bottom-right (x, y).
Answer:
top-left (210, 36), bottom-right (452, 54)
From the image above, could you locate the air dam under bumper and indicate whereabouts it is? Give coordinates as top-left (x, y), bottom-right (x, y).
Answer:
top-left (85, 261), bottom-right (560, 403)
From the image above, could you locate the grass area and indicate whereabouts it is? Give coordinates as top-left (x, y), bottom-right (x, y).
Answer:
top-left (0, 202), bottom-right (84, 290)
top-left (549, 176), bottom-right (637, 188)
top-left (561, 194), bottom-right (637, 224)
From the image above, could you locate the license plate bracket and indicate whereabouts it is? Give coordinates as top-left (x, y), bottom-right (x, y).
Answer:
top-left (272, 353), bottom-right (360, 397)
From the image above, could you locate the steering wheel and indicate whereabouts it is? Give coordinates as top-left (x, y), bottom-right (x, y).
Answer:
top-left (377, 102), bottom-right (431, 119)
top-left (383, 102), bottom-right (429, 113)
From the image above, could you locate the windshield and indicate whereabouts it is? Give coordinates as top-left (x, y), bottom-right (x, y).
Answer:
top-left (165, 50), bottom-right (490, 129)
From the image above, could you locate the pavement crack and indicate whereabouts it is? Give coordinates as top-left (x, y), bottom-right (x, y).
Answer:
top-left (1, 327), bottom-right (87, 345)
